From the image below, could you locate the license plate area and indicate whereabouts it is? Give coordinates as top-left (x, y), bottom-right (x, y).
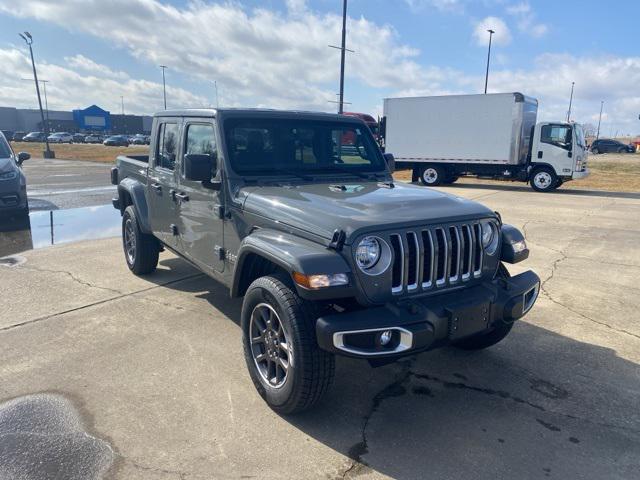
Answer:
top-left (446, 301), bottom-right (492, 340)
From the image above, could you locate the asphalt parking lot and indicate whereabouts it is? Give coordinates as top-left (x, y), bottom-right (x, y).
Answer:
top-left (1, 183), bottom-right (639, 479)
top-left (23, 157), bottom-right (115, 210)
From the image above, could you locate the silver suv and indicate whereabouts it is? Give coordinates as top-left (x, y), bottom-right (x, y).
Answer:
top-left (0, 132), bottom-right (30, 217)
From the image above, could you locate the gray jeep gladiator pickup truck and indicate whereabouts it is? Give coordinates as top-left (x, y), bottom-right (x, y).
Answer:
top-left (111, 109), bottom-right (540, 413)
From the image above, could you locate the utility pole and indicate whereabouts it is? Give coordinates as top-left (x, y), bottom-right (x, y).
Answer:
top-left (19, 31), bottom-right (54, 158)
top-left (121, 96), bottom-right (125, 115)
top-left (213, 81), bottom-right (219, 108)
top-left (596, 101), bottom-right (604, 140)
top-left (328, 94), bottom-right (351, 113)
top-left (329, 1), bottom-right (353, 114)
top-left (484, 29), bottom-right (495, 94)
top-left (567, 82), bottom-right (575, 122)
top-left (159, 65), bottom-right (168, 109)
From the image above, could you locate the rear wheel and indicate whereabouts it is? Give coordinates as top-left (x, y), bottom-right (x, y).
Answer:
top-left (591, 147), bottom-right (599, 154)
top-left (530, 167), bottom-right (558, 192)
top-left (242, 274), bottom-right (335, 414)
top-left (419, 165), bottom-right (445, 186)
top-left (122, 206), bottom-right (159, 275)
top-left (453, 264), bottom-right (514, 350)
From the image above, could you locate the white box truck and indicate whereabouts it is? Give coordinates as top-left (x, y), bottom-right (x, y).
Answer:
top-left (381, 93), bottom-right (589, 192)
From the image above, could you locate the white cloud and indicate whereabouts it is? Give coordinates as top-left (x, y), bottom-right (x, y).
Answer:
top-left (0, 48), bottom-right (209, 114)
top-left (473, 16), bottom-right (512, 46)
top-left (0, 0), bottom-right (432, 112)
top-left (506, 2), bottom-right (548, 38)
top-left (404, 0), bottom-right (463, 13)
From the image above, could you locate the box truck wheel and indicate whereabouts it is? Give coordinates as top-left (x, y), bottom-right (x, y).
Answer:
top-left (419, 165), bottom-right (444, 186)
top-left (530, 167), bottom-right (558, 192)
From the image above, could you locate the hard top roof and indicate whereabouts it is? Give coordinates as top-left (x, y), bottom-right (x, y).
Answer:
top-left (153, 108), bottom-right (365, 123)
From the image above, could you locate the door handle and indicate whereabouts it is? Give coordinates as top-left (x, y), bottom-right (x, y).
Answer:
top-left (537, 151), bottom-right (543, 159)
top-left (175, 192), bottom-right (190, 202)
top-left (151, 183), bottom-right (162, 193)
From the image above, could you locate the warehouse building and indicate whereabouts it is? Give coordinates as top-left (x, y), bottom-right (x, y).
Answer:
top-left (0, 105), bottom-right (152, 136)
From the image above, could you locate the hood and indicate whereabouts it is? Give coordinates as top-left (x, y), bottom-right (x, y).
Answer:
top-left (0, 157), bottom-right (17, 174)
top-left (242, 181), bottom-right (495, 243)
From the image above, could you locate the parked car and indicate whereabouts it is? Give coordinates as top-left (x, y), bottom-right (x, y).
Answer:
top-left (12, 132), bottom-right (26, 142)
top-left (111, 108), bottom-right (540, 413)
top-left (0, 131), bottom-right (30, 217)
top-left (48, 132), bottom-right (73, 144)
top-left (590, 139), bottom-right (635, 154)
top-left (22, 132), bottom-right (48, 142)
top-left (72, 133), bottom-right (86, 143)
top-left (129, 134), bottom-right (147, 145)
top-left (104, 135), bottom-right (130, 147)
top-left (84, 134), bottom-right (104, 143)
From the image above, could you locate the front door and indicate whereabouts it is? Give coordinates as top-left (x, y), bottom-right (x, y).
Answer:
top-left (535, 123), bottom-right (574, 177)
top-left (176, 120), bottom-right (225, 273)
top-left (148, 120), bottom-right (181, 248)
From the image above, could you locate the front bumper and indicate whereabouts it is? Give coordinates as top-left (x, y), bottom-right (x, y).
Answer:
top-left (316, 270), bottom-right (539, 359)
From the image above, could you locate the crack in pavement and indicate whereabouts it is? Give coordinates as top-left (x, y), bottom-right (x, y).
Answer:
top-left (20, 265), bottom-right (124, 295)
top-left (0, 273), bottom-right (205, 333)
top-left (121, 456), bottom-right (190, 479)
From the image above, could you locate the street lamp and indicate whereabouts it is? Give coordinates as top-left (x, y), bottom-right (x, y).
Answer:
top-left (21, 78), bottom-right (50, 132)
top-left (213, 81), bottom-right (219, 108)
top-left (159, 65), bottom-right (168, 110)
top-left (328, 0), bottom-right (352, 114)
top-left (484, 29), bottom-right (495, 94)
top-left (596, 101), bottom-right (604, 140)
top-left (567, 82), bottom-right (575, 122)
top-left (19, 31), bottom-right (54, 158)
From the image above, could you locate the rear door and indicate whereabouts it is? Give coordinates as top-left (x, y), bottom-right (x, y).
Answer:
top-left (147, 120), bottom-right (181, 248)
top-left (176, 119), bottom-right (225, 273)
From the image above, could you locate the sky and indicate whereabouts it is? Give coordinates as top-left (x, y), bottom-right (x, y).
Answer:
top-left (0, 0), bottom-right (638, 136)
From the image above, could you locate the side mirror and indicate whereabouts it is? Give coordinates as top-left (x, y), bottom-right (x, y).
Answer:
top-left (17, 152), bottom-right (30, 165)
top-left (184, 153), bottom-right (215, 182)
top-left (383, 153), bottom-right (395, 173)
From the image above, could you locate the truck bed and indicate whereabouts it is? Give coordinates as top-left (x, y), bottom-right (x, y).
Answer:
top-left (115, 155), bottom-right (149, 185)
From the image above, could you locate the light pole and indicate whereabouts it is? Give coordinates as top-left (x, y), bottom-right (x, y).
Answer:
top-left (596, 101), bottom-right (604, 140)
top-left (21, 78), bottom-right (50, 132)
top-left (19, 31), bottom-right (54, 158)
top-left (484, 29), bottom-right (495, 94)
top-left (567, 82), bottom-right (575, 122)
top-left (213, 81), bottom-right (219, 108)
top-left (159, 65), bottom-right (168, 109)
top-left (120, 96), bottom-right (125, 115)
top-left (329, 1), bottom-right (352, 114)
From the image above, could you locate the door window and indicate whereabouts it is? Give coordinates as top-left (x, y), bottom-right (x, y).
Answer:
top-left (156, 123), bottom-right (179, 170)
top-left (541, 125), bottom-right (572, 150)
top-left (184, 123), bottom-right (218, 178)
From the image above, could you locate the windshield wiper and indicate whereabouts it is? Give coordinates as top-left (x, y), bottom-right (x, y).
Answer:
top-left (267, 168), bottom-right (314, 181)
top-left (319, 165), bottom-right (386, 180)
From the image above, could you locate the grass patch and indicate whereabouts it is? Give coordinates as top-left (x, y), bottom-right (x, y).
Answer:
top-left (10, 141), bottom-right (149, 164)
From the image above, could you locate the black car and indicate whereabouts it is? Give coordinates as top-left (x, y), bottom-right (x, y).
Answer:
top-left (22, 132), bottom-right (47, 142)
top-left (72, 133), bottom-right (86, 143)
top-left (104, 135), bottom-right (130, 147)
top-left (0, 132), bottom-right (30, 217)
top-left (84, 134), bottom-right (104, 143)
top-left (590, 139), bottom-right (635, 154)
top-left (12, 132), bottom-right (26, 142)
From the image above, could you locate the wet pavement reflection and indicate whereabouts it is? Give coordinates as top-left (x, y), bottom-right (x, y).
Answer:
top-left (0, 204), bottom-right (120, 258)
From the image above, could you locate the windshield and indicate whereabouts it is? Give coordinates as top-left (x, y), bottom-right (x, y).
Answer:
top-left (574, 124), bottom-right (586, 148)
top-left (0, 134), bottom-right (12, 158)
top-left (224, 118), bottom-right (386, 177)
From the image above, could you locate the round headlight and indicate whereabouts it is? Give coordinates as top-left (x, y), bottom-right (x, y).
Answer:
top-left (480, 220), bottom-right (499, 255)
top-left (355, 236), bottom-right (381, 270)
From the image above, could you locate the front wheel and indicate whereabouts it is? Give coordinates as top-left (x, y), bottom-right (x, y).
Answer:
top-left (122, 206), bottom-right (159, 275)
top-left (419, 165), bottom-right (445, 186)
top-left (530, 167), bottom-right (558, 192)
top-left (453, 264), bottom-right (514, 350)
top-left (242, 274), bottom-right (335, 414)
top-left (591, 147), bottom-right (599, 154)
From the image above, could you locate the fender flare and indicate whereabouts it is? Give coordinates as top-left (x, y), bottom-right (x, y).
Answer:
top-left (230, 229), bottom-right (352, 298)
top-left (117, 178), bottom-right (152, 234)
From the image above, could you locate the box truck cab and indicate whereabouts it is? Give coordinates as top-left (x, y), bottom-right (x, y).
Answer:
top-left (382, 93), bottom-right (589, 192)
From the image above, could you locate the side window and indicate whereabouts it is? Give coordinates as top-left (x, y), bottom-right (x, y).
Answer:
top-left (541, 125), bottom-right (572, 150)
top-left (156, 123), bottom-right (179, 170)
top-left (184, 123), bottom-right (218, 178)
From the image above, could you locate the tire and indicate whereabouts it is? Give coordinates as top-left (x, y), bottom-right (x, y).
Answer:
top-left (122, 206), bottom-right (159, 275)
top-left (241, 274), bottom-right (335, 414)
top-left (453, 264), bottom-right (514, 350)
top-left (591, 147), bottom-right (599, 154)
top-left (617, 147), bottom-right (626, 154)
top-left (442, 175), bottom-right (459, 185)
top-left (419, 165), bottom-right (445, 186)
top-left (530, 167), bottom-right (558, 192)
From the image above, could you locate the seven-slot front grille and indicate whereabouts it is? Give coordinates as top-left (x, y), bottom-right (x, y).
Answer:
top-left (389, 223), bottom-right (483, 294)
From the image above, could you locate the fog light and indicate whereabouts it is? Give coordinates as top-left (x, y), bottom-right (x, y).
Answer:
top-left (378, 330), bottom-right (393, 346)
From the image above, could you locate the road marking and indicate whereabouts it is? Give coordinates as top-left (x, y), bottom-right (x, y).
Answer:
top-left (28, 186), bottom-right (116, 196)
top-left (50, 174), bottom-right (82, 177)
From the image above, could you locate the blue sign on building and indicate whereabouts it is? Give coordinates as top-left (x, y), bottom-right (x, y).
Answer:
top-left (72, 105), bottom-right (111, 131)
